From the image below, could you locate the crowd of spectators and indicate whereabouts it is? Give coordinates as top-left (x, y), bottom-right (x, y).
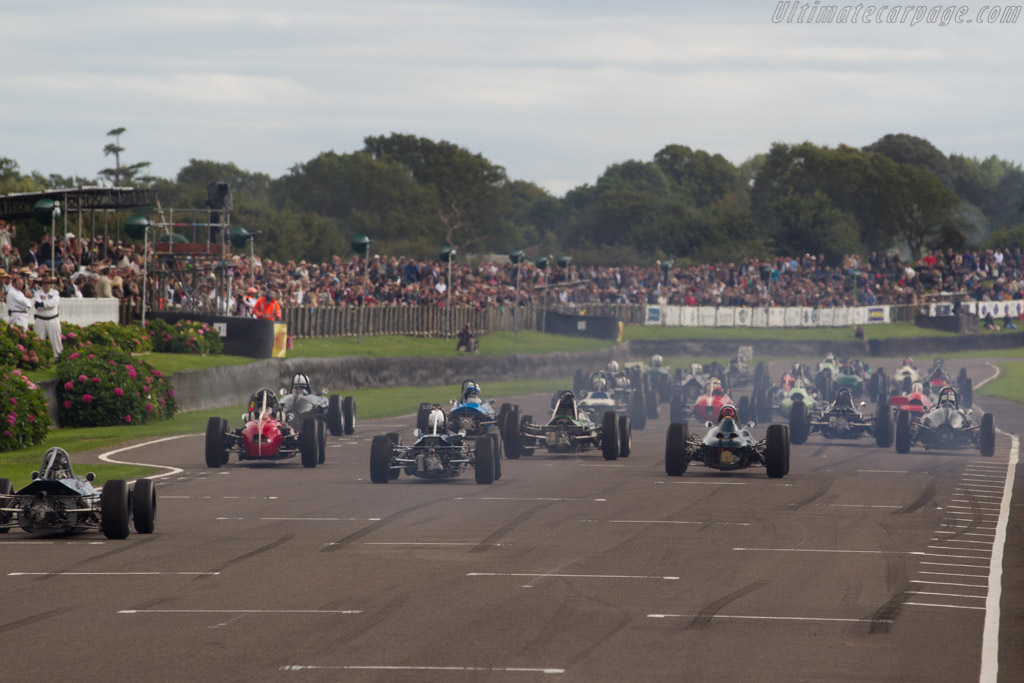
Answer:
top-left (2, 220), bottom-right (1023, 319)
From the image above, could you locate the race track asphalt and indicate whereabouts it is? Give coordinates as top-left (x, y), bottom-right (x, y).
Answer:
top-left (0, 356), bottom-right (1020, 682)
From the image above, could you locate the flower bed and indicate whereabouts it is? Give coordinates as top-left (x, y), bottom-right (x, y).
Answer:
top-left (0, 367), bottom-right (52, 452)
top-left (0, 321), bottom-right (53, 371)
top-left (60, 321), bottom-right (153, 358)
top-left (57, 347), bottom-right (177, 428)
top-left (146, 318), bottom-right (223, 355)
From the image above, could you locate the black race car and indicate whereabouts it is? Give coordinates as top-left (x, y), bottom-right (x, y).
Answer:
top-left (789, 387), bottom-right (893, 447)
top-left (664, 404), bottom-right (789, 478)
top-left (506, 390), bottom-right (630, 460)
top-left (280, 373), bottom-right (355, 437)
top-left (0, 448), bottom-right (155, 539)
top-left (894, 386), bottom-right (995, 457)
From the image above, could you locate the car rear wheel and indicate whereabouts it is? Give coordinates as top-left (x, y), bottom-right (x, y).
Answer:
top-left (875, 403), bottom-right (893, 448)
top-left (738, 395), bottom-right (750, 424)
top-left (670, 395), bottom-right (685, 423)
top-left (300, 417), bottom-right (318, 468)
top-left (474, 437), bottom-right (495, 485)
top-left (370, 435), bottom-right (393, 483)
top-left (101, 479), bottom-right (131, 540)
top-left (504, 408), bottom-right (522, 459)
top-left (962, 378), bottom-right (974, 409)
top-left (601, 411), bottom-right (620, 461)
top-left (646, 390), bottom-right (659, 420)
top-left (789, 401), bottom-right (809, 445)
top-left (618, 415), bottom-right (632, 458)
top-left (317, 419), bottom-right (327, 464)
top-left (980, 413), bottom-right (996, 457)
top-left (630, 392), bottom-right (647, 431)
top-left (665, 423), bottom-right (689, 476)
top-left (342, 396), bottom-right (356, 435)
top-left (894, 409), bottom-right (912, 454)
top-left (416, 403), bottom-right (431, 432)
top-left (132, 479), bottom-right (157, 534)
top-left (490, 433), bottom-right (503, 481)
top-left (205, 417), bottom-right (227, 468)
top-left (765, 424), bottom-right (787, 478)
top-left (0, 478), bottom-right (13, 532)
top-left (782, 425), bottom-right (791, 476)
top-left (327, 395), bottom-right (344, 436)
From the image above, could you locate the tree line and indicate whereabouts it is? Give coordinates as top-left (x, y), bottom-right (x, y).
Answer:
top-left (2, 131), bottom-right (1022, 266)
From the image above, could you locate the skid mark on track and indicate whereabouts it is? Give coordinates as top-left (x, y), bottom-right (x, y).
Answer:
top-left (42, 535), bottom-right (159, 580)
top-left (322, 500), bottom-right (439, 552)
top-left (898, 479), bottom-right (938, 514)
top-left (0, 607), bottom-right (67, 635)
top-left (782, 478), bottom-right (835, 511)
top-left (687, 580), bottom-right (769, 630)
top-left (203, 535), bottom-right (294, 576)
top-left (470, 503), bottom-right (553, 553)
top-left (810, 451), bottom-right (876, 474)
top-left (866, 523), bottom-right (910, 633)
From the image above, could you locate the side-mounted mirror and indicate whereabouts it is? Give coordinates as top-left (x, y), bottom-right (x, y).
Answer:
top-left (705, 421), bottom-right (714, 428)
top-left (241, 414), bottom-right (248, 421)
top-left (859, 401), bottom-right (867, 408)
top-left (278, 388), bottom-right (287, 396)
top-left (967, 408), bottom-right (973, 414)
top-left (489, 399), bottom-right (495, 405)
top-left (413, 428), bottom-right (423, 438)
top-left (458, 429), bottom-right (467, 437)
top-left (86, 472), bottom-right (96, 482)
top-left (449, 399), bottom-right (457, 406)
top-left (747, 421), bottom-right (756, 429)
top-left (30, 471), bottom-right (39, 480)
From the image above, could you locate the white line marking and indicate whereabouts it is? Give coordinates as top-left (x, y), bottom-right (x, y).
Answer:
top-left (930, 539), bottom-right (992, 545)
top-left (280, 665), bottom-right (564, 674)
top-left (911, 580), bottom-right (987, 588)
top-left (580, 464), bottom-right (625, 467)
top-left (608, 520), bottom-right (751, 526)
top-left (827, 504), bottom-right (902, 509)
top-left (934, 531), bottom-right (995, 537)
top-left (364, 542), bottom-right (478, 546)
top-left (454, 497), bottom-right (606, 502)
top-left (467, 572), bottom-right (679, 581)
top-left (733, 548), bottom-right (923, 555)
top-left (262, 517), bottom-right (380, 521)
top-left (909, 592), bottom-right (986, 599)
top-left (921, 561), bottom-right (989, 568)
top-left (919, 572), bottom-right (989, 579)
top-left (663, 481), bottom-right (749, 485)
top-left (120, 609), bottom-right (361, 614)
top-left (0, 541), bottom-right (103, 545)
top-left (857, 469), bottom-right (907, 473)
top-left (10, 572), bottom-right (218, 576)
top-left (928, 546), bottom-right (990, 552)
top-left (99, 434), bottom-right (192, 480)
top-left (647, 614), bottom-right (892, 624)
top-left (906, 602), bottom-right (985, 611)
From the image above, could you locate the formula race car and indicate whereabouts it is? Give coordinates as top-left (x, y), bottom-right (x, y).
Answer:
top-left (506, 390), bottom-right (630, 460)
top-left (789, 387), bottom-right (893, 447)
top-left (664, 404), bottom-right (789, 478)
top-left (894, 386), bottom-right (995, 457)
top-left (279, 373), bottom-right (355, 436)
top-left (438, 380), bottom-right (503, 439)
top-left (887, 382), bottom-right (933, 423)
top-left (370, 408), bottom-right (500, 484)
top-left (573, 362), bottom-right (651, 429)
top-left (205, 388), bottom-right (322, 468)
top-left (0, 448), bottom-right (155, 539)
top-left (683, 377), bottom-right (741, 423)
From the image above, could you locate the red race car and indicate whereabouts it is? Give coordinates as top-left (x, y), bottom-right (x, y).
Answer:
top-left (888, 382), bottom-right (933, 423)
top-left (693, 378), bottom-right (735, 422)
top-left (205, 388), bottom-right (322, 468)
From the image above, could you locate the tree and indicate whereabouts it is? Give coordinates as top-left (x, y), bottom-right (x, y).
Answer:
top-left (99, 127), bottom-right (153, 187)
top-left (880, 163), bottom-right (962, 259)
top-left (863, 133), bottom-right (954, 188)
top-left (654, 144), bottom-right (744, 208)
top-left (766, 189), bottom-right (862, 264)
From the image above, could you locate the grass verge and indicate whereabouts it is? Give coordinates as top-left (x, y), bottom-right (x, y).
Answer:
top-left (291, 330), bottom-right (614, 358)
top-left (623, 322), bottom-right (958, 342)
top-left (977, 361), bottom-right (1024, 403)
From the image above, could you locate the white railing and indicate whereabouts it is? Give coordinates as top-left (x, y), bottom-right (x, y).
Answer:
top-left (1, 298), bottom-right (119, 327)
top-left (644, 305), bottom-right (892, 327)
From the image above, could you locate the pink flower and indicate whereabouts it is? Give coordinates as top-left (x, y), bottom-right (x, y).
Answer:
top-left (146, 404), bottom-right (154, 412)
top-left (27, 415), bottom-right (35, 423)
top-left (114, 387), bottom-right (125, 396)
top-left (62, 400), bottom-right (72, 410)
top-left (9, 398), bottom-right (16, 406)
top-left (6, 414), bottom-right (15, 425)
top-left (68, 332), bottom-right (77, 339)
top-left (159, 398), bottom-right (166, 406)
top-left (124, 414), bottom-right (132, 423)
top-left (17, 344), bottom-right (25, 352)
top-left (61, 334), bottom-right (67, 341)
top-left (92, 377), bottom-right (100, 383)
top-left (69, 352), bottom-right (80, 359)
top-left (2, 430), bottom-right (12, 438)
top-left (64, 381), bottom-right (74, 391)
top-left (167, 390), bottom-right (175, 397)
top-left (108, 360), bottom-right (115, 365)
top-left (152, 370), bottom-right (163, 378)
top-left (26, 382), bottom-right (36, 390)
top-left (78, 375), bottom-right (89, 382)
top-left (82, 394), bottom-right (93, 404)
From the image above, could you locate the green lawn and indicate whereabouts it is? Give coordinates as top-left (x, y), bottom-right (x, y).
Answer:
top-left (977, 361), bottom-right (1024, 403)
top-left (292, 330), bottom-right (615, 358)
top-left (24, 352), bottom-right (255, 384)
top-left (623, 322), bottom-right (957, 342)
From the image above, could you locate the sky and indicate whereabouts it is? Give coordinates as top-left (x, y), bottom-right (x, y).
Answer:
top-left (2, 0), bottom-right (1022, 196)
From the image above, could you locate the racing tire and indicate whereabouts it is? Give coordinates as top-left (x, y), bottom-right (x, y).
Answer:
top-left (100, 479), bottom-right (131, 540)
top-left (474, 437), bottom-right (495, 485)
top-left (631, 391), bottom-right (647, 431)
top-left (962, 378), bottom-right (974, 410)
top-left (132, 479), bottom-right (157, 534)
top-left (300, 417), bottom-right (319, 468)
top-left (601, 411), bottom-right (620, 461)
top-left (317, 419), bottom-right (328, 464)
top-left (665, 423), bottom-right (689, 476)
top-left (894, 409), bottom-right (912, 454)
top-left (573, 368), bottom-right (586, 394)
top-left (327, 395), bottom-right (344, 436)
top-left (757, 388), bottom-right (773, 424)
top-left (0, 478), bottom-right (13, 532)
top-left (782, 425), bottom-right (791, 476)
top-left (765, 424), bottom-right (787, 478)
top-left (958, 368), bottom-right (968, 386)
top-left (646, 390), bottom-right (659, 420)
top-left (618, 415), bottom-right (632, 458)
top-left (980, 413), bottom-right (996, 458)
top-left (504, 408), bottom-right (522, 459)
top-left (520, 415), bottom-right (535, 456)
top-left (205, 417), bottom-right (228, 468)
top-left (490, 433), bottom-right (503, 481)
top-left (869, 371), bottom-right (881, 399)
top-left (342, 396), bottom-right (356, 435)
top-left (416, 403), bottom-right (431, 432)
top-left (369, 435), bottom-right (393, 483)
top-left (738, 395), bottom-right (750, 424)
top-left (875, 403), bottom-right (893, 448)
top-left (789, 400), bottom-right (809, 445)
top-left (670, 395), bottom-right (685, 424)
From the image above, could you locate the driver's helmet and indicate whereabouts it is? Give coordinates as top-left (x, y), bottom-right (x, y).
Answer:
top-left (690, 362), bottom-right (702, 375)
top-left (792, 362), bottom-right (803, 374)
top-left (782, 373), bottom-right (794, 390)
top-left (825, 352), bottom-right (835, 363)
top-left (607, 360), bottom-right (620, 373)
top-left (462, 381), bottom-right (481, 402)
top-left (41, 447), bottom-right (72, 479)
top-left (932, 357), bottom-right (944, 368)
top-left (938, 387), bottom-right (958, 408)
top-left (834, 387), bottom-right (853, 408)
top-left (718, 404), bottom-right (738, 422)
top-left (591, 375), bottom-right (608, 392)
top-left (248, 388), bottom-right (279, 416)
top-left (911, 382), bottom-right (924, 394)
top-left (290, 374), bottom-right (311, 394)
top-left (903, 356), bottom-right (915, 367)
top-left (842, 363), bottom-right (855, 374)
top-left (426, 408), bottom-right (446, 435)
top-left (707, 377), bottom-right (723, 395)
top-left (651, 354), bottom-right (663, 368)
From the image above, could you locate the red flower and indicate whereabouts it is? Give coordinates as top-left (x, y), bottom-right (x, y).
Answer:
top-left (82, 394), bottom-right (93, 404)
top-left (124, 414), bottom-right (132, 423)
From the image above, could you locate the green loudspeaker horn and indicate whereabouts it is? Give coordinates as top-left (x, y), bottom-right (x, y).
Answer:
top-left (351, 233), bottom-right (370, 255)
top-left (124, 215), bottom-right (150, 240)
top-left (158, 232), bottom-right (189, 243)
top-left (33, 199), bottom-right (61, 227)
top-left (230, 226), bottom-right (261, 249)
